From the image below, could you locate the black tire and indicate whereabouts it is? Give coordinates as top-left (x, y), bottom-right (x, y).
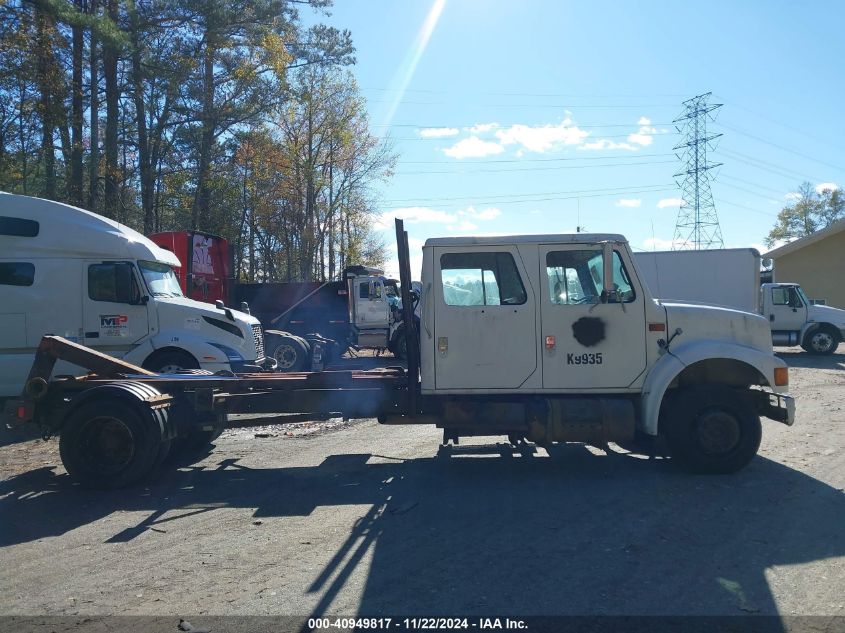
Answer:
top-left (143, 350), bottom-right (200, 374)
top-left (663, 385), bottom-right (762, 474)
top-left (390, 325), bottom-right (418, 360)
top-left (267, 334), bottom-right (309, 372)
top-left (59, 399), bottom-right (161, 488)
top-left (801, 326), bottom-right (840, 355)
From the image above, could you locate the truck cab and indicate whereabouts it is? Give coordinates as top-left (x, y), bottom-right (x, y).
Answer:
top-left (762, 282), bottom-right (845, 354)
top-left (0, 194), bottom-right (266, 398)
top-left (415, 233), bottom-right (794, 473)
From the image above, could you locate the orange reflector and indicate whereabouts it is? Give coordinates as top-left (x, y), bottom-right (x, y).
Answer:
top-left (774, 367), bottom-right (789, 386)
top-left (545, 335), bottom-right (556, 350)
top-left (203, 356), bottom-right (217, 361)
top-left (648, 323), bottom-right (666, 332)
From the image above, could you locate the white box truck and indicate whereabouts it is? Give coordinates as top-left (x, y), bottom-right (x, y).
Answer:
top-left (635, 248), bottom-right (845, 354)
top-left (0, 193), bottom-right (268, 399)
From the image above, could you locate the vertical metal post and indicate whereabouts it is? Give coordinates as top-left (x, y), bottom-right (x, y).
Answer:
top-left (395, 219), bottom-right (419, 415)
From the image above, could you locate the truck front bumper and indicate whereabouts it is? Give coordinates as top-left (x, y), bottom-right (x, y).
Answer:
top-left (759, 392), bottom-right (796, 426)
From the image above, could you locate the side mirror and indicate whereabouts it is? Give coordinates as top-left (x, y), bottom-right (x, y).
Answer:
top-left (601, 243), bottom-right (617, 303)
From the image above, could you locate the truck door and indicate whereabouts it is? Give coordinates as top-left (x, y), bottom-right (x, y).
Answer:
top-left (766, 285), bottom-right (807, 332)
top-left (433, 247), bottom-right (537, 389)
top-left (83, 261), bottom-right (150, 356)
top-left (539, 244), bottom-right (646, 390)
top-left (353, 276), bottom-right (389, 329)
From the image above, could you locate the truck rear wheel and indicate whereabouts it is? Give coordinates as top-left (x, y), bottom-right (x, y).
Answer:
top-left (266, 333), bottom-right (309, 372)
top-left (663, 385), bottom-right (761, 474)
top-left (801, 327), bottom-right (840, 355)
top-left (59, 399), bottom-right (161, 488)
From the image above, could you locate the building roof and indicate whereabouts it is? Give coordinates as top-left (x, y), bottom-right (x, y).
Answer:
top-left (765, 218), bottom-right (845, 259)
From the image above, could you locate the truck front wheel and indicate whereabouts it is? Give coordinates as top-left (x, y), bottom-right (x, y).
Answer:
top-left (801, 327), bottom-right (840, 355)
top-left (266, 333), bottom-right (309, 372)
top-left (663, 385), bottom-right (761, 474)
top-left (143, 350), bottom-right (200, 373)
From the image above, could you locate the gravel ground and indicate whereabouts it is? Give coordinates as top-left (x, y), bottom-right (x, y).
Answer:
top-left (1, 347), bottom-right (843, 624)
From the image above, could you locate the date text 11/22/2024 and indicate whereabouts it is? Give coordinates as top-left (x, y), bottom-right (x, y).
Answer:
top-left (307, 618), bottom-right (528, 630)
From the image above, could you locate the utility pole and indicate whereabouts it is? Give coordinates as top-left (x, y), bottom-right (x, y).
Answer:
top-left (672, 92), bottom-right (724, 249)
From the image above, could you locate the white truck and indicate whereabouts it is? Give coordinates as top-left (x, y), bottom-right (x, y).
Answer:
top-left (635, 248), bottom-right (845, 355)
top-left (8, 225), bottom-right (795, 487)
top-left (0, 193), bottom-right (268, 399)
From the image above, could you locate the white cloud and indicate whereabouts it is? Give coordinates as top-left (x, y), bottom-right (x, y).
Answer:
top-left (579, 139), bottom-right (638, 151)
top-left (464, 206), bottom-right (502, 221)
top-left (627, 121), bottom-right (658, 147)
top-left (615, 198), bottom-right (642, 208)
top-left (657, 197), bottom-right (684, 209)
top-left (377, 206), bottom-right (456, 230)
top-left (495, 120), bottom-right (589, 153)
top-left (443, 136), bottom-right (505, 159)
top-left (377, 205), bottom-right (502, 232)
top-left (418, 127), bottom-right (460, 138)
top-left (816, 182), bottom-right (839, 194)
top-left (464, 122), bottom-right (499, 134)
top-left (784, 192), bottom-right (802, 201)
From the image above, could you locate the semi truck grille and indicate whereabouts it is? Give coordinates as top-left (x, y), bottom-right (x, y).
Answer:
top-left (252, 324), bottom-right (265, 359)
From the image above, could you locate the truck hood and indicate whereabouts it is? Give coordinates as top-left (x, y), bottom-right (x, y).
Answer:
top-left (807, 303), bottom-right (845, 327)
top-left (662, 302), bottom-right (773, 352)
top-left (156, 295), bottom-right (261, 327)
top-left (153, 296), bottom-right (263, 361)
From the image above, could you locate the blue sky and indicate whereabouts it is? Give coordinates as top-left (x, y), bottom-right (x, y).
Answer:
top-left (313, 0), bottom-right (845, 276)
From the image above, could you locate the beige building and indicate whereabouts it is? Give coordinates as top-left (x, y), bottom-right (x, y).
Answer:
top-left (765, 218), bottom-right (845, 308)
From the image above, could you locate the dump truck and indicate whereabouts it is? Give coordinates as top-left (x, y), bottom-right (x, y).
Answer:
top-left (5, 220), bottom-right (794, 487)
top-left (149, 230), bottom-right (420, 369)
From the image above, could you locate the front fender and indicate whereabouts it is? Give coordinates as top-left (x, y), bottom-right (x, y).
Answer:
top-left (640, 340), bottom-right (788, 436)
top-left (126, 330), bottom-right (246, 370)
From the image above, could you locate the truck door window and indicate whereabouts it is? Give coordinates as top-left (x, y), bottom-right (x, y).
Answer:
top-left (771, 287), bottom-right (796, 306)
top-left (440, 252), bottom-right (526, 306)
top-left (88, 263), bottom-right (141, 303)
top-left (546, 250), bottom-right (635, 304)
top-left (0, 262), bottom-right (35, 286)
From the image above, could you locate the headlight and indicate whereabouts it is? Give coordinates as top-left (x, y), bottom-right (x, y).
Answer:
top-left (208, 342), bottom-right (244, 362)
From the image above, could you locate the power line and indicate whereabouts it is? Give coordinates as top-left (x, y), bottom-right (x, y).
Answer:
top-left (380, 183), bottom-right (676, 205)
top-left (716, 148), bottom-right (821, 182)
top-left (371, 121), bottom-right (675, 129)
top-left (398, 152), bottom-right (674, 165)
top-left (715, 121), bottom-right (845, 173)
top-left (376, 186), bottom-right (678, 211)
top-left (394, 159), bottom-right (676, 175)
top-left (367, 99), bottom-right (679, 109)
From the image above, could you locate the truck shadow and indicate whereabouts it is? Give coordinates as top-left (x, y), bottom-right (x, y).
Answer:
top-left (1, 446), bottom-right (843, 616)
top-left (775, 349), bottom-right (845, 370)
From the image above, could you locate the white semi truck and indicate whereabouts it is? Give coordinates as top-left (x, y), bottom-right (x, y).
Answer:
top-left (635, 248), bottom-right (845, 355)
top-left (8, 222), bottom-right (795, 487)
top-left (0, 193), bottom-right (269, 399)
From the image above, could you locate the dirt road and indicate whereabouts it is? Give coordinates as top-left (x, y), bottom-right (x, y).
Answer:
top-left (1, 349), bottom-right (844, 621)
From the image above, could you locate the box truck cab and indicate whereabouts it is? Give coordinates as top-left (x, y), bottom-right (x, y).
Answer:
top-left (761, 282), bottom-right (845, 354)
top-left (0, 193), bottom-right (266, 398)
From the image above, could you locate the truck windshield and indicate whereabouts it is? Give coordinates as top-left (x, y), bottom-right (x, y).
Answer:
top-left (139, 260), bottom-right (184, 297)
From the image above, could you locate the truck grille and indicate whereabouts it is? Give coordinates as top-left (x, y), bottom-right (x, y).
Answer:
top-left (252, 324), bottom-right (265, 359)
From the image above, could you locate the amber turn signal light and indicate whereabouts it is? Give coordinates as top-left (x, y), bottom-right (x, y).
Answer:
top-left (774, 367), bottom-right (789, 386)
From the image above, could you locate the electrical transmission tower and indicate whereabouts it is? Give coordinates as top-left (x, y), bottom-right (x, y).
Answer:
top-left (672, 92), bottom-right (724, 249)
